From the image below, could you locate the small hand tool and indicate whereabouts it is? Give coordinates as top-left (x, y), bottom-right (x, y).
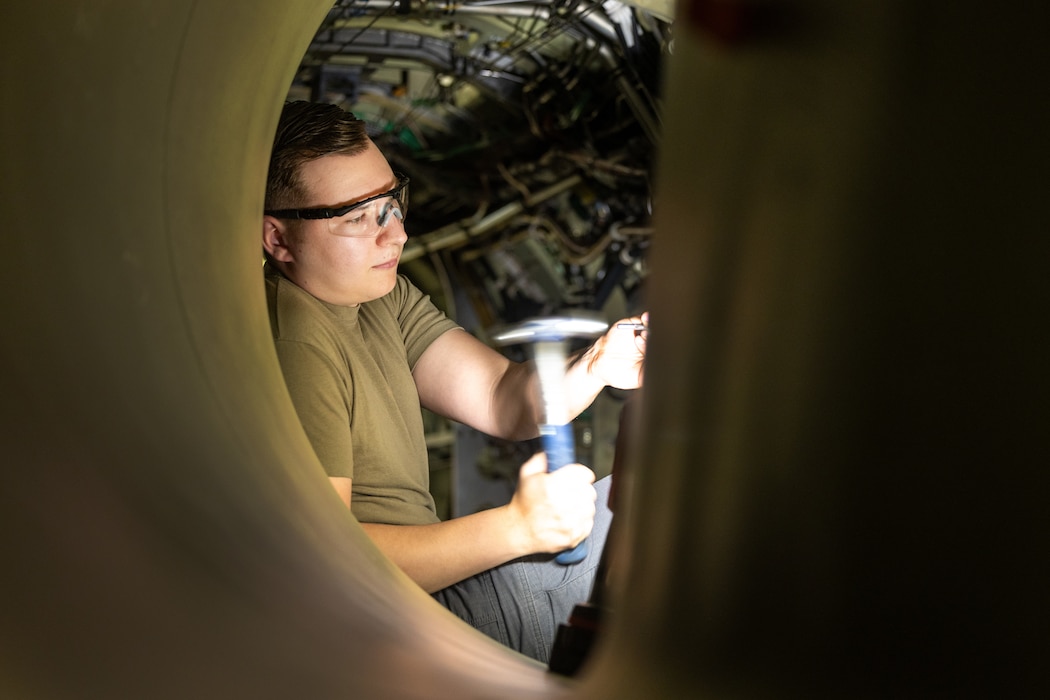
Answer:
top-left (492, 314), bottom-right (609, 564)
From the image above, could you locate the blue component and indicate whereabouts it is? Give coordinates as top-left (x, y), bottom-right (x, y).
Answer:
top-left (540, 423), bottom-right (589, 565)
top-left (555, 537), bottom-right (589, 565)
top-left (540, 423), bottom-right (575, 471)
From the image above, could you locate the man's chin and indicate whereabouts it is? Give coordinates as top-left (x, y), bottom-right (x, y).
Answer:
top-left (374, 273), bottom-right (399, 298)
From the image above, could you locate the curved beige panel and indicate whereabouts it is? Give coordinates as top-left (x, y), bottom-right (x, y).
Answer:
top-left (0, 3), bottom-right (563, 698)
top-left (585, 3), bottom-right (1048, 698)
top-left (3, 1), bottom-right (1047, 698)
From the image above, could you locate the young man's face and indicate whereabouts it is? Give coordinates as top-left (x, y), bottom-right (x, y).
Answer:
top-left (265, 141), bottom-right (408, 306)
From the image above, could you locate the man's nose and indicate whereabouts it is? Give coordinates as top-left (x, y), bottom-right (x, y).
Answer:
top-left (377, 208), bottom-right (407, 244)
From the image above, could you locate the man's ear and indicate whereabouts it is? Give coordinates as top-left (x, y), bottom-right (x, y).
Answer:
top-left (262, 216), bottom-right (294, 263)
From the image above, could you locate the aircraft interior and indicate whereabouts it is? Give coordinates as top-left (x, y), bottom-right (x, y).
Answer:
top-left (2, 1), bottom-right (1046, 698)
top-left (282, 0), bottom-right (671, 516)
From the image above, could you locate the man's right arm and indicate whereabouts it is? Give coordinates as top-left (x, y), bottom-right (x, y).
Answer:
top-left (332, 453), bottom-right (597, 593)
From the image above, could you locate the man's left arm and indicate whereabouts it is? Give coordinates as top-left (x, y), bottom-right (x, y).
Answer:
top-left (412, 314), bottom-right (647, 441)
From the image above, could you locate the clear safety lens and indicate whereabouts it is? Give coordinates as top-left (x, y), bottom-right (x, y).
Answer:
top-left (326, 198), bottom-right (389, 237)
top-left (326, 178), bottom-right (409, 238)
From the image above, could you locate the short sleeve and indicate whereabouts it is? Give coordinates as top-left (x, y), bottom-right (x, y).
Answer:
top-left (390, 276), bottom-right (461, 368)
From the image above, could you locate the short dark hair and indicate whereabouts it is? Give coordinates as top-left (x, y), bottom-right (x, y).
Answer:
top-left (265, 101), bottom-right (371, 211)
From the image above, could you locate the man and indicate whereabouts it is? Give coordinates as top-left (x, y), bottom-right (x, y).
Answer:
top-left (261, 101), bottom-right (646, 663)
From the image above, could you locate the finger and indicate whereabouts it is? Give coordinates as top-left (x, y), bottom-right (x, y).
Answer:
top-left (637, 311), bottom-right (649, 343)
top-left (550, 463), bottom-right (596, 486)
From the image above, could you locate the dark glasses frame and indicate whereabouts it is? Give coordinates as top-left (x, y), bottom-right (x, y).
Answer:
top-left (265, 173), bottom-right (409, 221)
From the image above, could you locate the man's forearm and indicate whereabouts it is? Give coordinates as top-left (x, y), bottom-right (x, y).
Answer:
top-left (492, 351), bottom-right (604, 439)
top-left (562, 346), bottom-right (609, 422)
top-left (359, 506), bottom-right (531, 593)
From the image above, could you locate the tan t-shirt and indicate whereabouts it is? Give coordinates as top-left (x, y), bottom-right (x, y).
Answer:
top-left (265, 265), bottom-right (460, 526)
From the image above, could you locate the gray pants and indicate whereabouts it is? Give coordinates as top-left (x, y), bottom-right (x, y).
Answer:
top-left (432, 476), bottom-right (613, 663)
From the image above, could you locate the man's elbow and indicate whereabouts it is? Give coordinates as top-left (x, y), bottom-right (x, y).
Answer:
top-left (329, 476), bottom-right (352, 508)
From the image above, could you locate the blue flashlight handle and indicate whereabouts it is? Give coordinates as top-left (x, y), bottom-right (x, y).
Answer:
top-left (540, 423), bottom-right (589, 565)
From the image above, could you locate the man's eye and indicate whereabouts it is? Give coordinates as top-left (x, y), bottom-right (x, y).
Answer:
top-left (341, 211), bottom-right (367, 225)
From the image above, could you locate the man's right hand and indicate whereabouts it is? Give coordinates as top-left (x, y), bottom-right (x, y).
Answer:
top-left (353, 452), bottom-right (598, 593)
top-left (507, 452), bottom-right (597, 555)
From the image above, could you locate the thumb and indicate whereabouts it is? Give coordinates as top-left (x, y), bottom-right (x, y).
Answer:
top-left (518, 451), bottom-right (550, 480)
